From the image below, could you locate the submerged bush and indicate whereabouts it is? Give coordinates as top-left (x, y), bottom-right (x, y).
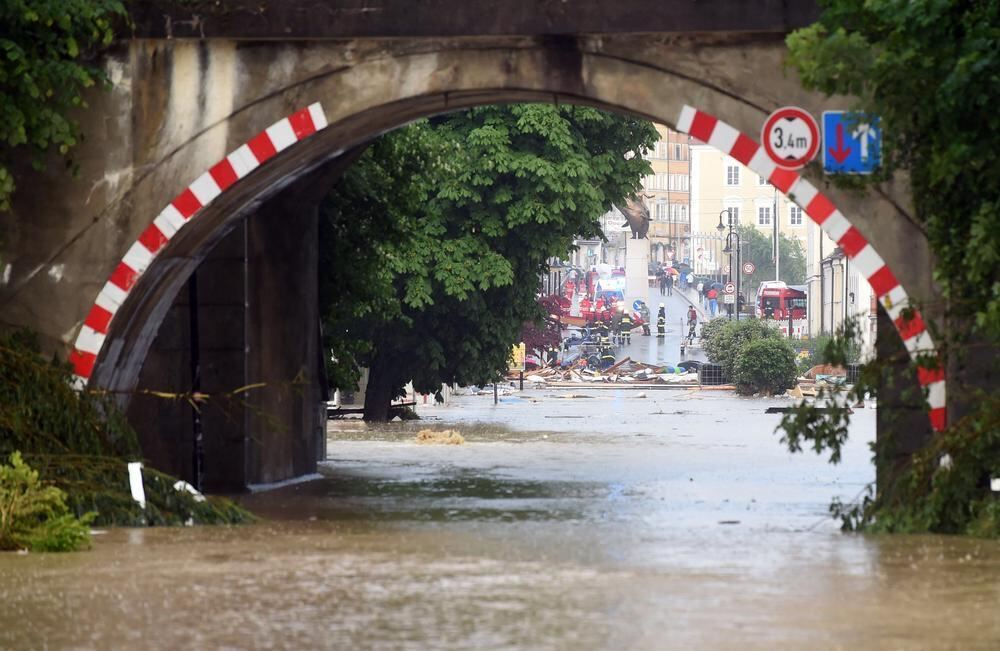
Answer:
top-left (0, 330), bottom-right (254, 527)
top-left (733, 338), bottom-right (799, 396)
top-left (27, 454), bottom-right (255, 527)
top-left (0, 452), bottom-right (94, 552)
top-left (0, 330), bottom-right (138, 458)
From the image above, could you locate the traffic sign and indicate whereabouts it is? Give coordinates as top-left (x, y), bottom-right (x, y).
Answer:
top-left (724, 282), bottom-right (736, 294)
top-left (742, 261), bottom-right (756, 275)
top-left (724, 294), bottom-right (736, 304)
top-left (761, 107), bottom-right (820, 170)
top-left (823, 111), bottom-right (881, 174)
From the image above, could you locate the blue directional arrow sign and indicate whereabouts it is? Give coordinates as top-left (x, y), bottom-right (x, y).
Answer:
top-left (822, 111), bottom-right (881, 174)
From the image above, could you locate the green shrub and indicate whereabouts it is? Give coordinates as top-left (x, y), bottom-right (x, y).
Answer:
top-left (26, 454), bottom-right (255, 527)
top-left (732, 338), bottom-right (799, 395)
top-left (703, 318), bottom-right (783, 379)
top-left (698, 318), bottom-right (727, 348)
top-left (0, 452), bottom-right (94, 552)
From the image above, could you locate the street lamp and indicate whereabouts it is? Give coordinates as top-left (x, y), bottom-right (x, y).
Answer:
top-left (716, 209), bottom-right (742, 321)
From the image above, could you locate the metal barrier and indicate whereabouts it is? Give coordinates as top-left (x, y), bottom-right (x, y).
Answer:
top-left (698, 363), bottom-right (728, 386)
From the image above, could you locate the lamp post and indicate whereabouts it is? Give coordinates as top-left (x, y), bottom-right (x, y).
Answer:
top-left (717, 210), bottom-right (742, 321)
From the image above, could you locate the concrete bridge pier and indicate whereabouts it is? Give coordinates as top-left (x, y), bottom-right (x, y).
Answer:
top-left (127, 189), bottom-right (325, 492)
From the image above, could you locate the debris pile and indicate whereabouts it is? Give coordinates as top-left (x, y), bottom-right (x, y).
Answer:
top-left (790, 364), bottom-right (849, 397)
top-left (512, 357), bottom-right (699, 386)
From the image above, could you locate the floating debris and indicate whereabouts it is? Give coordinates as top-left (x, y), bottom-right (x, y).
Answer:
top-left (415, 429), bottom-right (466, 445)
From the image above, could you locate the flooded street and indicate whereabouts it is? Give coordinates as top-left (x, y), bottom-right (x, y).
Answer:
top-left (3, 390), bottom-right (1000, 649)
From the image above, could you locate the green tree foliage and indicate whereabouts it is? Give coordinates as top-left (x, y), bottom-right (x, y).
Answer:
top-left (0, 451), bottom-right (93, 552)
top-left (703, 318), bottom-right (784, 380)
top-left (782, 1), bottom-right (1000, 536)
top-left (320, 105), bottom-right (657, 419)
top-left (737, 225), bottom-right (807, 296)
top-left (0, 0), bottom-right (126, 210)
top-left (786, 0), bottom-right (1000, 336)
top-left (732, 337), bottom-right (798, 396)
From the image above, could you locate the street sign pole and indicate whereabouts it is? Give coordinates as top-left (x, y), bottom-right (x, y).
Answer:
top-left (773, 187), bottom-right (779, 282)
top-left (736, 243), bottom-right (741, 321)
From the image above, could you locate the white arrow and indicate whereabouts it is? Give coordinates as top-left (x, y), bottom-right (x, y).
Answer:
top-left (852, 123), bottom-right (878, 161)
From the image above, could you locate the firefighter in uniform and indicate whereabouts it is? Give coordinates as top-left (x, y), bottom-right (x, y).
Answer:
top-left (656, 303), bottom-right (666, 338)
top-left (619, 306), bottom-right (634, 345)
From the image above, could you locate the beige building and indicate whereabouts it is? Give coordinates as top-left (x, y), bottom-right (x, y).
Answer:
top-left (575, 124), bottom-right (691, 270)
top-left (690, 142), bottom-right (808, 242)
top-left (640, 124), bottom-right (692, 265)
top-left (689, 142), bottom-right (876, 350)
top-left (804, 226), bottom-right (876, 355)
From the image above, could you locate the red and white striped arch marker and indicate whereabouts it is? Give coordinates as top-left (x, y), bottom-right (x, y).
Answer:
top-left (67, 101), bottom-right (946, 433)
top-left (68, 103), bottom-right (329, 388)
top-left (676, 104), bottom-right (946, 432)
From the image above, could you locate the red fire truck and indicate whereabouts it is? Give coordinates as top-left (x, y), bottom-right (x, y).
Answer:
top-left (756, 281), bottom-right (807, 320)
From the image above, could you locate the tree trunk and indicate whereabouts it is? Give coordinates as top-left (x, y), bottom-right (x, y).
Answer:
top-left (362, 351), bottom-right (396, 422)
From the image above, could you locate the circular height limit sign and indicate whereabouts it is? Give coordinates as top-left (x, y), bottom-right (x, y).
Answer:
top-left (761, 107), bottom-right (820, 169)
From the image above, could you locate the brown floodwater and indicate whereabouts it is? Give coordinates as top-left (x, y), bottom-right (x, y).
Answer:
top-left (2, 390), bottom-right (999, 650)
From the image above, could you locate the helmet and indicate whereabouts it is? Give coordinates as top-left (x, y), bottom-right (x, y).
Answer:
top-left (659, 303), bottom-right (665, 308)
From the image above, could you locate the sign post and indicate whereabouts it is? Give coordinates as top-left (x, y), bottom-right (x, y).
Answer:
top-left (822, 111), bottom-right (881, 174)
top-left (723, 282), bottom-right (736, 321)
top-left (761, 107), bottom-right (821, 170)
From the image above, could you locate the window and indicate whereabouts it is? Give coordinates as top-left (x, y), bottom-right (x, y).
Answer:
top-left (657, 142), bottom-right (669, 159)
top-left (725, 207), bottom-right (740, 226)
top-left (655, 201), bottom-right (668, 221)
top-left (726, 165), bottom-right (740, 186)
top-left (789, 205), bottom-right (803, 226)
top-left (673, 143), bottom-right (684, 160)
top-left (669, 174), bottom-right (689, 191)
top-left (758, 175), bottom-right (769, 185)
top-left (658, 173), bottom-right (668, 190)
top-left (758, 206), bottom-right (772, 226)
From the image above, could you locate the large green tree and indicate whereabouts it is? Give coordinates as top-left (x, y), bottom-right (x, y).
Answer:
top-left (320, 105), bottom-right (657, 420)
top-left (779, 0), bottom-right (1000, 536)
top-left (0, 0), bottom-right (125, 211)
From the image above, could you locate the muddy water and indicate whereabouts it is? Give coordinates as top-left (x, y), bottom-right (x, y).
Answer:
top-left (2, 390), bottom-right (999, 650)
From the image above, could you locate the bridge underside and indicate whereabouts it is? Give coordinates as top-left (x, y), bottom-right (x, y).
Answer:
top-left (0, 31), bottom-right (943, 489)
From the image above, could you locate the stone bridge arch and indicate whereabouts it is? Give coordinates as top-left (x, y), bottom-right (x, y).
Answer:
top-left (0, 38), bottom-right (944, 483)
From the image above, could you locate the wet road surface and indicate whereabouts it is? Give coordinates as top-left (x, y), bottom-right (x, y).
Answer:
top-left (2, 390), bottom-right (999, 650)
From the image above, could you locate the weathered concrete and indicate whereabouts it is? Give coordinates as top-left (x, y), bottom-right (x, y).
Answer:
top-left (129, 0), bottom-right (821, 39)
top-left (875, 304), bottom-right (933, 495)
top-left (0, 22), bottom-right (951, 487)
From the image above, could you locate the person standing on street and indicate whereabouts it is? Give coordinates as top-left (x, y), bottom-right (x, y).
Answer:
top-left (665, 273), bottom-right (674, 296)
top-left (619, 307), bottom-right (634, 345)
top-left (656, 303), bottom-right (666, 338)
top-left (659, 273), bottom-right (668, 296)
top-left (707, 287), bottom-right (718, 317)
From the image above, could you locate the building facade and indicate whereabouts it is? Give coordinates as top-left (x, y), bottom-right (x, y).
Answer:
top-left (804, 228), bottom-right (876, 356)
top-left (641, 124), bottom-right (692, 265)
